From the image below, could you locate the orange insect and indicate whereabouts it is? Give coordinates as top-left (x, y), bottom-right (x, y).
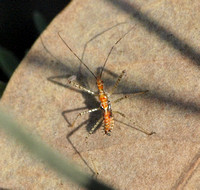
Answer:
top-left (58, 26), bottom-right (155, 136)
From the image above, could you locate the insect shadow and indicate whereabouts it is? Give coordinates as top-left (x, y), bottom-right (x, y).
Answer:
top-left (48, 71), bottom-right (102, 133)
top-left (47, 71), bottom-right (102, 175)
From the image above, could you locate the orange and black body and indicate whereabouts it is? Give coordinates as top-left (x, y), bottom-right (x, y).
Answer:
top-left (97, 77), bottom-right (114, 135)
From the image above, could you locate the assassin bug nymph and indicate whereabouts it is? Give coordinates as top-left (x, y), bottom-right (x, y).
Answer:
top-left (58, 26), bottom-right (155, 136)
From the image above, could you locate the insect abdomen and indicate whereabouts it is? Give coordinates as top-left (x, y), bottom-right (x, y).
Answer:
top-left (104, 112), bottom-right (114, 134)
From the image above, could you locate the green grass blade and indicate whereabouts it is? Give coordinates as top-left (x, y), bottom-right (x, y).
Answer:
top-left (33, 11), bottom-right (48, 34)
top-left (0, 81), bottom-right (6, 98)
top-left (0, 46), bottom-right (19, 77)
top-left (0, 106), bottom-right (114, 190)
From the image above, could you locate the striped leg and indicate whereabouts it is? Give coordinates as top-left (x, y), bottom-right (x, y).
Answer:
top-left (113, 111), bottom-right (155, 135)
top-left (71, 108), bottom-right (100, 127)
top-left (113, 90), bottom-right (148, 104)
top-left (87, 117), bottom-right (103, 135)
top-left (108, 70), bottom-right (126, 96)
top-left (113, 95), bottom-right (128, 104)
top-left (67, 77), bottom-right (96, 96)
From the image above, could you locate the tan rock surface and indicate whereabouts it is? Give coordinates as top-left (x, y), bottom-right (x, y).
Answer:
top-left (1, 0), bottom-right (200, 189)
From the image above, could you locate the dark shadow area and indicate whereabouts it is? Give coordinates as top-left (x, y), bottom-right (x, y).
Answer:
top-left (106, 0), bottom-right (200, 66)
top-left (47, 74), bottom-right (101, 131)
top-left (86, 180), bottom-right (115, 190)
top-left (0, 1), bottom-right (69, 82)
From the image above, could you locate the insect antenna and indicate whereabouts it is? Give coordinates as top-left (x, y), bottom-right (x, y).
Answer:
top-left (58, 31), bottom-right (97, 80)
top-left (100, 25), bottom-right (136, 79)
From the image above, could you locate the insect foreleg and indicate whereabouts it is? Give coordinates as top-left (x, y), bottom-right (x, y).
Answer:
top-left (67, 79), bottom-right (97, 95)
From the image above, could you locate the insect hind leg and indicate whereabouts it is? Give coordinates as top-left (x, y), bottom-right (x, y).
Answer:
top-left (113, 111), bottom-right (155, 135)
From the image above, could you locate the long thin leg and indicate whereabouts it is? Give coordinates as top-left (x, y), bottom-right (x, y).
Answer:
top-left (84, 117), bottom-right (103, 177)
top-left (113, 111), bottom-right (155, 135)
top-left (113, 95), bottom-right (128, 104)
top-left (113, 90), bottom-right (148, 104)
top-left (89, 117), bottom-right (103, 135)
top-left (68, 79), bottom-right (96, 95)
top-left (108, 70), bottom-right (126, 96)
top-left (71, 108), bottom-right (100, 127)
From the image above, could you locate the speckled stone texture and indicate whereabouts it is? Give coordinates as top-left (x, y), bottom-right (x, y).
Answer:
top-left (1, 0), bottom-right (200, 189)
